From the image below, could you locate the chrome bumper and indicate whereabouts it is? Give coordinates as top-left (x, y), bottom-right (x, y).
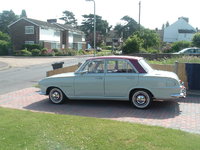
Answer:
top-left (171, 87), bottom-right (186, 98)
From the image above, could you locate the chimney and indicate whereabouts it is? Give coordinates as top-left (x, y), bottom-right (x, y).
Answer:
top-left (47, 19), bottom-right (57, 24)
top-left (178, 17), bottom-right (189, 23)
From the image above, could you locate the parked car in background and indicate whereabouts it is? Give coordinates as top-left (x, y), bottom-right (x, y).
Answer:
top-left (39, 56), bottom-right (186, 109)
top-left (174, 47), bottom-right (200, 54)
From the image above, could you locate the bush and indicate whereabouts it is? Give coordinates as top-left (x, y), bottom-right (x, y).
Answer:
top-left (31, 49), bottom-right (41, 56)
top-left (0, 40), bottom-right (10, 55)
top-left (122, 35), bottom-right (143, 54)
top-left (20, 49), bottom-right (32, 56)
top-left (192, 33), bottom-right (200, 47)
top-left (22, 44), bottom-right (42, 51)
top-left (169, 41), bottom-right (191, 53)
top-left (63, 49), bottom-right (77, 56)
top-left (41, 48), bottom-right (55, 56)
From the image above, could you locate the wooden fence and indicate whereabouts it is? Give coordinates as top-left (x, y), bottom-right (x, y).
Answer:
top-left (151, 63), bottom-right (188, 89)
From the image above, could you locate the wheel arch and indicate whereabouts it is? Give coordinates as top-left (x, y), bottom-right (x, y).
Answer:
top-left (129, 88), bottom-right (154, 100)
top-left (46, 86), bottom-right (67, 98)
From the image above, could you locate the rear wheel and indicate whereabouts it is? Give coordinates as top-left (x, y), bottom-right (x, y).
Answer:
top-left (49, 88), bottom-right (66, 104)
top-left (131, 90), bottom-right (152, 109)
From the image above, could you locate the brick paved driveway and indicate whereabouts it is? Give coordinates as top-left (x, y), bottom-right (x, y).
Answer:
top-left (0, 87), bottom-right (200, 134)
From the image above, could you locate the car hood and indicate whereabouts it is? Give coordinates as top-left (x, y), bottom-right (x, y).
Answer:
top-left (48, 72), bottom-right (75, 78)
top-left (148, 70), bottom-right (179, 80)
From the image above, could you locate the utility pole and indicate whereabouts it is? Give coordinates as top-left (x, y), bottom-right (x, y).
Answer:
top-left (139, 1), bottom-right (141, 31)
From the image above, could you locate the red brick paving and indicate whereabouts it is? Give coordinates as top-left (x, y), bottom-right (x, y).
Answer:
top-left (0, 87), bottom-right (200, 134)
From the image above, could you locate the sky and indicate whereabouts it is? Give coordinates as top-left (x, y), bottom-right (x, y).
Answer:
top-left (1, 0), bottom-right (200, 29)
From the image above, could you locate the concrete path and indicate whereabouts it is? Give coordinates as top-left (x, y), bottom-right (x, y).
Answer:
top-left (0, 87), bottom-right (200, 134)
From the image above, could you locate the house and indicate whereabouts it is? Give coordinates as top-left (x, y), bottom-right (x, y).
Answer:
top-left (105, 30), bottom-right (123, 48)
top-left (8, 18), bottom-right (86, 51)
top-left (163, 17), bottom-right (197, 43)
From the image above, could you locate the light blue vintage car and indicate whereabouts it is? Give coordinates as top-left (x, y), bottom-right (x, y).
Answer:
top-left (39, 56), bottom-right (186, 109)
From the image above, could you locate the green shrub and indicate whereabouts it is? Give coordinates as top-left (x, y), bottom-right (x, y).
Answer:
top-left (31, 49), bottom-right (41, 56)
top-left (52, 48), bottom-right (59, 53)
top-left (192, 33), bottom-right (200, 47)
top-left (22, 44), bottom-right (42, 51)
top-left (122, 35), bottom-right (143, 54)
top-left (63, 49), bottom-right (77, 56)
top-left (20, 49), bottom-right (32, 56)
top-left (169, 41), bottom-right (191, 53)
top-left (0, 40), bottom-right (10, 55)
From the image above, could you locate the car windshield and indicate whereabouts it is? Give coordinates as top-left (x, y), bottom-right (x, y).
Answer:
top-left (139, 59), bottom-right (153, 73)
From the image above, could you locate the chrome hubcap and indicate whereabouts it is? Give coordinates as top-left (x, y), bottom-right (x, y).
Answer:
top-left (136, 95), bottom-right (146, 104)
top-left (52, 91), bottom-right (60, 100)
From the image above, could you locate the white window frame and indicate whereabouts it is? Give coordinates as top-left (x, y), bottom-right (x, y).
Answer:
top-left (25, 41), bottom-right (35, 44)
top-left (25, 26), bottom-right (34, 34)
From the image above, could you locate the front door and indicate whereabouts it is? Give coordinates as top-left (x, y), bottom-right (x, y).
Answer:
top-left (74, 60), bottom-right (105, 97)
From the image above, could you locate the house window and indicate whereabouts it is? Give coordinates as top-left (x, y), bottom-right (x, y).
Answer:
top-left (25, 41), bottom-right (34, 44)
top-left (25, 26), bottom-right (34, 34)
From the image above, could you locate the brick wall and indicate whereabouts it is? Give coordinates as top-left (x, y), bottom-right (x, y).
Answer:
top-left (9, 20), bottom-right (39, 51)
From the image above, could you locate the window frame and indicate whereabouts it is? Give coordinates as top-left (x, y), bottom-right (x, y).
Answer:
top-left (25, 26), bottom-right (34, 34)
top-left (105, 59), bottom-right (138, 74)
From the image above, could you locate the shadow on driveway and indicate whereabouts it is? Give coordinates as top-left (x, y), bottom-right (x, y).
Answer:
top-left (24, 98), bottom-right (181, 119)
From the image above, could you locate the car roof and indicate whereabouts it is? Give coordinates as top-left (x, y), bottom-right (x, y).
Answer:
top-left (88, 56), bottom-right (143, 61)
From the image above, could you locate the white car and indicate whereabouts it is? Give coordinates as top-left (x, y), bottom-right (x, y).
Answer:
top-left (174, 47), bottom-right (200, 54)
top-left (39, 56), bottom-right (186, 109)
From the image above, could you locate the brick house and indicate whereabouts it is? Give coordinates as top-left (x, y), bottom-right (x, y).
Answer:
top-left (8, 18), bottom-right (86, 52)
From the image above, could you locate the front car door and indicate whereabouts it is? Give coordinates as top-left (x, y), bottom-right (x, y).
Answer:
top-left (74, 59), bottom-right (105, 97)
top-left (105, 59), bottom-right (138, 98)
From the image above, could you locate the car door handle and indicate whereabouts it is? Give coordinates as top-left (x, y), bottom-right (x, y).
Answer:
top-left (95, 77), bottom-right (103, 80)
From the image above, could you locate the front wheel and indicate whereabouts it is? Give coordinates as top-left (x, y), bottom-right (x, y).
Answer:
top-left (49, 88), bottom-right (66, 104)
top-left (131, 90), bottom-right (152, 109)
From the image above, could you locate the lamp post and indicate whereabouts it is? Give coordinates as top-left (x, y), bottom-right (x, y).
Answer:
top-left (85, 0), bottom-right (96, 56)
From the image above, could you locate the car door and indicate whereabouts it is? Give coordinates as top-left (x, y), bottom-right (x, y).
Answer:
top-left (74, 59), bottom-right (105, 97)
top-left (105, 59), bottom-right (138, 97)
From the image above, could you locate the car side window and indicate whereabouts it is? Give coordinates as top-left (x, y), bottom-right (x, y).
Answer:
top-left (106, 60), bottom-right (136, 73)
top-left (82, 60), bottom-right (104, 73)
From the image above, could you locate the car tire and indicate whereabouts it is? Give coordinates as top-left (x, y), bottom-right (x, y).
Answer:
top-left (49, 88), bottom-right (66, 104)
top-left (131, 90), bottom-right (152, 109)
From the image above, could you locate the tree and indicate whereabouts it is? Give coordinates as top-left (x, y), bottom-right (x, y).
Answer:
top-left (134, 29), bottom-right (160, 50)
top-left (80, 14), bottom-right (111, 47)
top-left (60, 10), bottom-right (77, 27)
top-left (192, 33), bottom-right (200, 47)
top-left (0, 31), bottom-right (11, 55)
top-left (122, 35), bottom-right (143, 54)
top-left (0, 10), bottom-right (18, 33)
top-left (20, 9), bottom-right (27, 18)
top-left (114, 16), bottom-right (140, 39)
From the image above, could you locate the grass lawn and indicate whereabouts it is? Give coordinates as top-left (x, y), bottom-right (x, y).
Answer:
top-left (148, 56), bottom-right (200, 65)
top-left (0, 107), bottom-right (200, 150)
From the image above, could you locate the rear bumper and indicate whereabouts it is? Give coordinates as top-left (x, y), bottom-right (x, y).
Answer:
top-left (171, 87), bottom-right (186, 98)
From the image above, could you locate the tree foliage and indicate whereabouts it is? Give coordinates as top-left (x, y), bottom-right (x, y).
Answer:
top-left (114, 16), bottom-right (140, 39)
top-left (134, 29), bottom-right (160, 50)
top-left (192, 33), bottom-right (200, 47)
top-left (60, 10), bottom-right (77, 27)
top-left (20, 9), bottom-right (27, 18)
top-left (0, 31), bottom-right (11, 55)
top-left (0, 10), bottom-right (18, 33)
top-left (122, 35), bottom-right (143, 54)
top-left (80, 14), bottom-right (111, 47)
